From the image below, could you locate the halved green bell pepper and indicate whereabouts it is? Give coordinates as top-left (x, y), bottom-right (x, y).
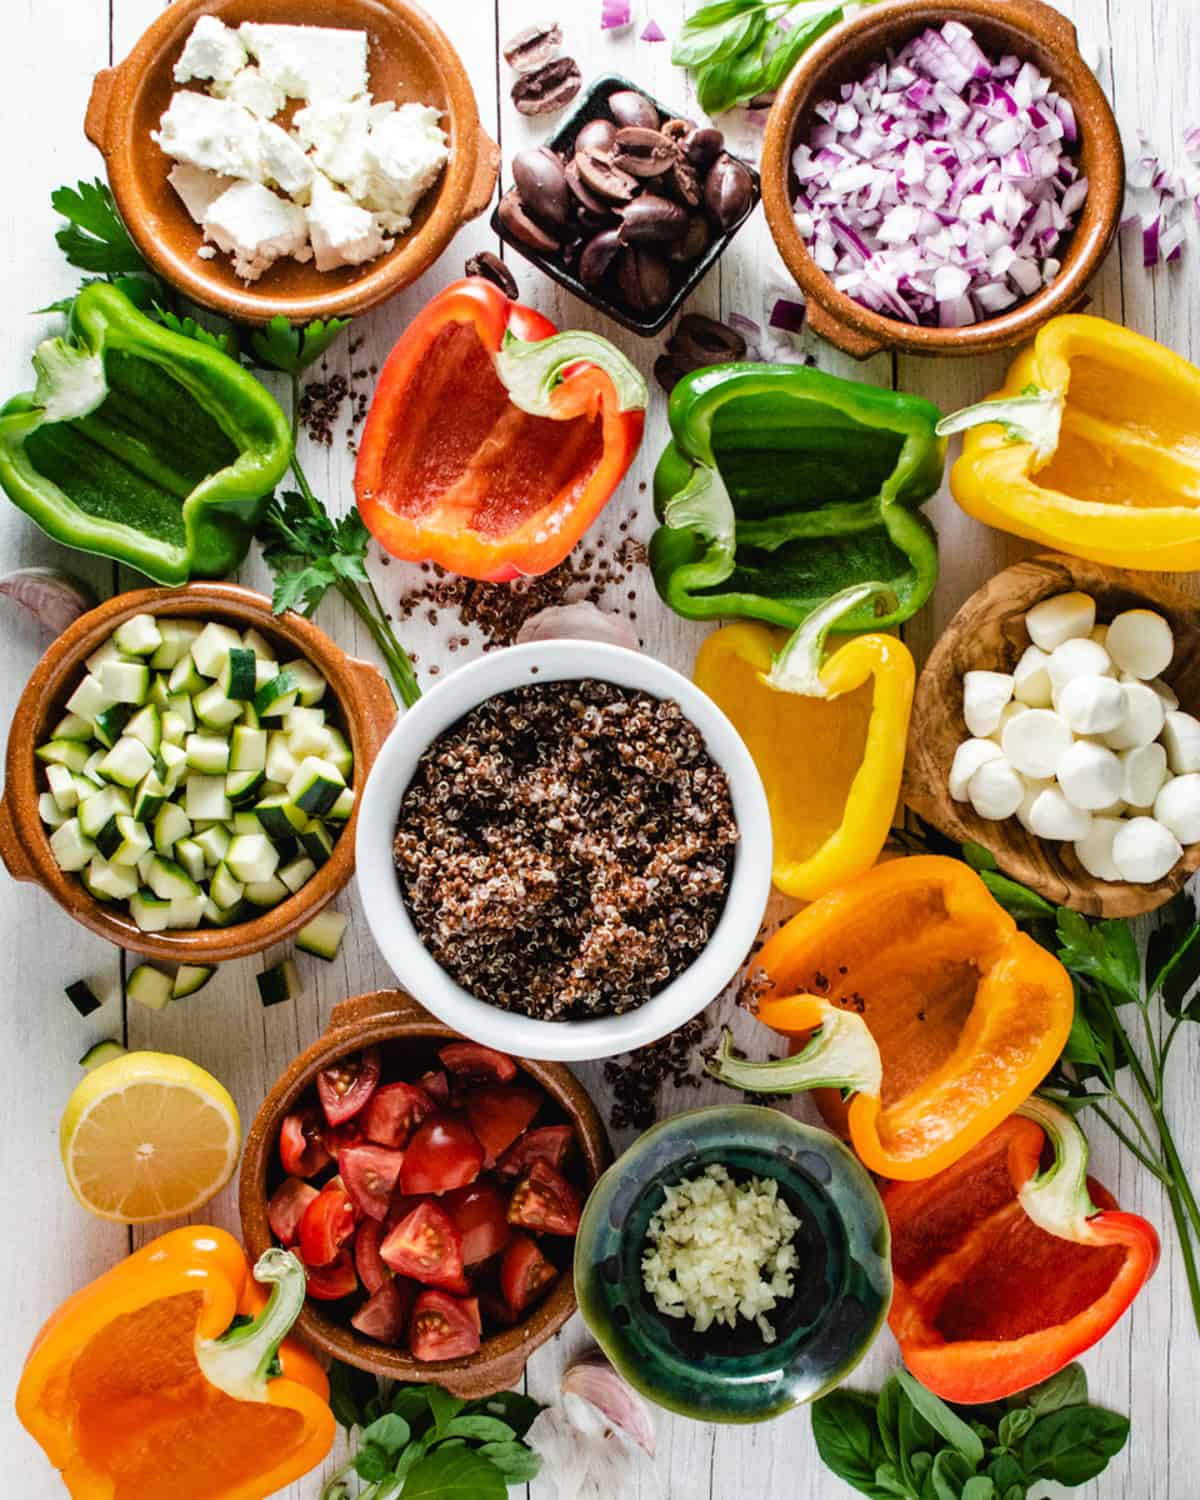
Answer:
top-left (0, 283), bottom-right (290, 584)
top-left (650, 363), bottom-right (945, 632)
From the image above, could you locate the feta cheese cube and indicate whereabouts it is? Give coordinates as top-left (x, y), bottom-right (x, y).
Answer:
top-left (173, 16), bottom-right (247, 87)
top-left (258, 120), bottom-right (315, 197)
top-left (305, 171), bottom-right (391, 271)
top-left (167, 163), bottom-right (235, 225)
top-left (293, 96), bottom-right (393, 189)
top-left (239, 23), bottom-right (369, 103)
top-left (355, 103), bottom-right (449, 233)
top-left (204, 181), bottom-right (311, 282)
top-left (155, 92), bottom-right (264, 182)
top-left (213, 65), bottom-right (287, 121)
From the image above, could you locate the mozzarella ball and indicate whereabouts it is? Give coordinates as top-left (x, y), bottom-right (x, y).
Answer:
top-left (990, 701), bottom-right (1030, 744)
top-left (1138, 675), bottom-right (1180, 711)
top-left (1026, 591), bottom-right (1096, 651)
top-left (1002, 709), bottom-right (1074, 779)
top-left (1028, 786), bottom-right (1092, 841)
top-left (1056, 741), bottom-right (1124, 811)
top-left (1048, 638), bottom-right (1113, 697)
top-left (1015, 778), bottom-right (1055, 832)
top-left (1013, 645), bottom-right (1054, 707)
top-left (1120, 743), bottom-right (1169, 808)
top-left (1103, 683), bottom-right (1166, 751)
top-left (1057, 676), bottom-right (1126, 734)
top-left (968, 759), bottom-right (1024, 820)
top-left (1112, 816), bottom-right (1182, 883)
top-left (1106, 609), bottom-right (1174, 680)
top-left (963, 670), bottom-right (1014, 737)
top-left (949, 738), bottom-right (1004, 802)
top-left (1074, 816), bottom-right (1124, 881)
top-left (1162, 711), bottom-right (1200, 774)
top-left (1154, 774), bottom-right (1200, 845)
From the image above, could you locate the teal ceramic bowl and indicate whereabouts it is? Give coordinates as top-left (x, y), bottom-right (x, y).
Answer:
top-left (574, 1105), bottom-right (892, 1423)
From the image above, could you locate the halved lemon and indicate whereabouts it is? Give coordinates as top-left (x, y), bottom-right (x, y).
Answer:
top-left (60, 1050), bottom-right (241, 1224)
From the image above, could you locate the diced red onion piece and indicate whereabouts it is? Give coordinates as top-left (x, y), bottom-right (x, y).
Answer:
top-left (601, 0), bottom-right (632, 30)
top-left (641, 19), bottom-right (666, 42)
top-left (768, 297), bottom-right (807, 334)
top-left (1142, 213), bottom-right (1161, 267)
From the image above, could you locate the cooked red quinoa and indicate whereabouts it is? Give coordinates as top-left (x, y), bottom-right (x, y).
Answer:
top-left (393, 680), bottom-right (739, 1020)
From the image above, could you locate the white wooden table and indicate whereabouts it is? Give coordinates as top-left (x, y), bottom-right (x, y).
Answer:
top-left (3, 1), bottom-right (1193, 1495)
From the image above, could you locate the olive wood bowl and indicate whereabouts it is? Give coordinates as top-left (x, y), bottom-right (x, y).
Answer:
top-left (240, 987), bottom-right (611, 1396)
top-left (904, 554), bottom-right (1200, 917)
top-left (0, 582), bottom-right (395, 960)
top-left (760, 0), bottom-right (1123, 359)
top-left (85, 0), bottom-right (499, 324)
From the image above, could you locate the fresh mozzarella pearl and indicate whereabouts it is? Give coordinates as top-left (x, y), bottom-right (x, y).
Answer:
top-left (1103, 683), bottom-right (1166, 751)
top-left (1026, 592), bottom-right (1096, 652)
top-left (1154, 774), bottom-right (1200, 844)
top-left (1027, 787), bottom-right (1092, 841)
top-left (1056, 741), bottom-right (1124, 811)
top-left (1120, 743), bottom-right (1169, 808)
top-left (1161, 711), bottom-right (1200, 774)
top-left (1136, 675), bottom-right (1179, 711)
top-left (949, 739), bottom-right (1004, 802)
top-left (1047, 638), bottom-right (1113, 697)
top-left (1015, 778), bottom-right (1054, 832)
top-left (1013, 645), bottom-right (1054, 707)
top-left (1112, 817), bottom-right (1182, 883)
top-left (963, 670), bottom-right (1014, 737)
top-left (1105, 609), bottom-right (1174, 680)
top-left (1057, 676), bottom-right (1125, 734)
top-left (1074, 816), bottom-right (1124, 881)
top-left (968, 759), bottom-right (1024, 820)
top-left (990, 702), bottom-right (1030, 744)
top-left (1002, 709), bottom-right (1074, 779)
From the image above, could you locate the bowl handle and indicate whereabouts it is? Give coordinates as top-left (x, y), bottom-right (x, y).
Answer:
top-left (0, 792), bottom-right (35, 882)
top-left (328, 987), bottom-right (433, 1033)
top-left (345, 654), bottom-right (400, 755)
top-left (463, 130), bottom-right (500, 222)
top-left (806, 299), bottom-right (886, 360)
top-left (85, 68), bottom-right (116, 154)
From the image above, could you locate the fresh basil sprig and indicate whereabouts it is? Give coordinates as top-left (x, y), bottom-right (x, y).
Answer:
top-left (812, 1365), bottom-right (1129, 1499)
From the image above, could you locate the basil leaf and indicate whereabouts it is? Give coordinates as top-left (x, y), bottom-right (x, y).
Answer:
top-left (402, 1446), bottom-right (507, 1500)
top-left (979, 869), bottom-right (1056, 921)
top-left (1019, 1363), bottom-right (1088, 1416)
top-left (961, 840), bottom-right (999, 872)
top-left (1152, 916), bottom-right (1200, 1018)
top-left (393, 1436), bottom-right (432, 1484)
top-left (873, 1461), bottom-right (912, 1497)
top-left (1020, 1407), bottom-right (1130, 1484)
top-left (463, 1391), bottom-right (544, 1438)
top-left (439, 1416), bottom-right (517, 1444)
top-left (428, 1386), bottom-right (468, 1433)
top-left (354, 1443), bottom-right (396, 1482)
top-left (361, 1412), bottom-right (412, 1457)
top-left (876, 1377), bottom-right (903, 1466)
top-left (695, 13), bottom-right (769, 113)
top-left (962, 1478), bottom-right (997, 1500)
top-left (673, 1), bottom-right (763, 67)
top-left (811, 1390), bottom-right (893, 1496)
top-left (896, 1372), bottom-right (986, 1467)
top-left (477, 1440), bottom-right (542, 1483)
top-left (764, 5), bottom-right (845, 89)
top-left (997, 1408), bottom-right (1035, 1448)
top-left (985, 1453), bottom-right (1029, 1491)
top-left (328, 1359), bottom-right (378, 1431)
top-left (931, 1449), bottom-right (975, 1500)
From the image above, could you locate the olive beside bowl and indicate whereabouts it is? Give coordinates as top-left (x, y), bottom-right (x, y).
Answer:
top-left (240, 987), bottom-right (611, 1396)
top-left (574, 1105), bottom-right (893, 1423)
top-left (0, 582), bottom-right (395, 962)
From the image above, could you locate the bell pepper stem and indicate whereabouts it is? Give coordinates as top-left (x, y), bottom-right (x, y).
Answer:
top-left (703, 1007), bottom-right (883, 1097)
top-left (1016, 1096), bottom-right (1101, 1241)
top-left (31, 337), bottom-right (107, 423)
top-left (196, 1248), bottom-right (307, 1403)
top-left (763, 580), bottom-right (897, 695)
top-left (935, 386), bottom-right (1063, 463)
top-left (494, 328), bottom-right (648, 415)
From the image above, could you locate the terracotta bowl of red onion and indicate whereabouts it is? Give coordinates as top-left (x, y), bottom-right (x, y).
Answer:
top-left (760, 0), bottom-right (1123, 358)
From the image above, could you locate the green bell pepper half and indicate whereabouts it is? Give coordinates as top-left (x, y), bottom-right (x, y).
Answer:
top-left (0, 283), bottom-right (290, 584)
top-left (650, 363), bottom-right (945, 632)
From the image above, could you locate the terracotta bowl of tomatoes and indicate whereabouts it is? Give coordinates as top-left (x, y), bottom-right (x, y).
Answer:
top-left (239, 987), bottom-right (610, 1396)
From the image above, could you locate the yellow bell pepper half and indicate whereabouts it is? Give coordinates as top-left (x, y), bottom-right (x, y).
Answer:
top-left (944, 315), bottom-right (1200, 570)
top-left (694, 582), bottom-right (915, 901)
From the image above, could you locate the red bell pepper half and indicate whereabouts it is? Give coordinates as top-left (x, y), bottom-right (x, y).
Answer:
top-left (354, 278), bottom-right (647, 581)
top-left (885, 1096), bottom-right (1158, 1404)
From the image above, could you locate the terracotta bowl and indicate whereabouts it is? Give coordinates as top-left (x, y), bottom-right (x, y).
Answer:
top-left (0, 582), bottom-right (395, 961)
top-left (904, 554), bottom-right (1200, 917)
top-left (239, 987), bottom-right (611, 1395)
top-left (760, 0), bottom-right (1123, 359)
top-left (85, 0), bottom-right (499, 324)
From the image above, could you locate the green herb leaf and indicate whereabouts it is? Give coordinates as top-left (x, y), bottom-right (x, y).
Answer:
top-left (896, 1372), bottom-right (985, 1467)
top-left (1019, 1363), bottom-right (1088, 1416)
top-left (931, 1449), bottom-right (975, 1500)
top-left (1148, 898), bottom-right (1200, 1018)
top-left (328, 1361), bottom-right (378, 1432)
top-left (978, 869), bottom-right (1056, 921)
top-left (440, 1416), bottom-right (517, 1444)
top-left (362, 1411), bottom-right (413, 1458)
top-left (1062, 1002), bottom-right (1104, 1069)
top-left (997, 1408), bottom-right (1036, 1449)
top-left (476, 1440), bottom-right (542, 1483)
top-left (152, 305), bottom-right (238, 357)
top-left (961, 1478), bottom-right (997, 1500)
top-left (1020, 1407), bottom-right (1130, 1485)
top-left (961, 841), bottom-right (999, 872)
top-left (251, 314), bottom-right (351, 375)
top-left (1055, 910), bottom-right (1142, 1006)
top-left (984, 1452), bottom-right (1029, 1492)
top-left (462, 1392), bottom-right (544, 1438)
top-left (51, 180), bottom-right (150, 276)
top-left (428, 1386), bottom-right (468, 1434)
top-left (764, 5), bottom-right (845, 89)
top-left (390, 1387), bottom-right (437, 1426)
top-left (354, 1442), bottom-right (397, 1483)
top-left (673, 1), bottom-right (763, 67)
top-left (402, 1446), bottom-right (507, 1500)
top-left (875, 1378), bottom-right (902, 1466)
top-left (811, 1390), bottom-right (893, 1497)
top-left (695, 12), bottom-right (770, 113)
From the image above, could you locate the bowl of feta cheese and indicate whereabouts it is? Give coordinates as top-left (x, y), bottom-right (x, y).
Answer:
top-left (84, 0), bottom-right (499, 322)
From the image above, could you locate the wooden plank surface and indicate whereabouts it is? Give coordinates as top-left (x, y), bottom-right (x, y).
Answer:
top-left (2, 0), bottom-right (1193, 1495)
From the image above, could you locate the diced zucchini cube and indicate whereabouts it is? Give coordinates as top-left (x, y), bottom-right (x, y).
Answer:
top-left (93, 702), bottom-right (136, 749)
top-left (232, 811), bottom-right (265, 836)
top-left (46, 762), bottom-right (80, 812)
top-left (257, 959), bottom-right (301, 1007)
top-left (112, 815), bottom-right (152, 867)
top-left (203, 896), bottom-right (246, 927)
top-left (97, 737), bottom-right (154, 789)
top-left (36, 739), bottom-right (92, 773)
top-left (191, 622), bottom-right (243, 679)
top-left (245, 875), bottom-right (290, 907)
top-left (153, 801), bottom-right (192, 855)
top-left (125, 705), bottom-right (162, 752)
top-left (281, 659), bottom-right (327, 707)
top-left (210, 862), bottom-right (245, 910)
top-left (150, 619), bottom-right (203, 670)
top-left (147, 855), bottom-right (200, 902)
top-left (85, 639), bottom-right (128, 674)
top-left (132, 771), bottom-right (167, 824)
top-left (66, 673), bottom-right (114, 722)
top-left (167, 894), bottom-right (207, 929)
top-left (324, 729), bottom-right (353, 780)
top-left (113, 614), bottom-right (163, 657)
top-left (147, 677), bottom-right (171, 710)
top-left (265, 732), bottom-right (298, 786)
top-left (185, 774), bottom-right (232, 823)
top-left (168, 656), bottom-right (205, 696)
top-left (128, 963), bottom-right (173, 1010)
top-left (287, 756), bottom-right (345, 816)
top-left (279, 854), bottom-right (317, 894)
top-left (166, 692), bottom-right (196, 732)
top-left (84, 858), bottom-right (139, 901)
top-left (66, 980), bottom-right (103, 1017)
top-left (327, 787), bottom-right (355, 821)
top-left (242, 628), bottom-right (277, 661)
top-left (52, 711), bottom-right (94, 741)
top-left (38, 791), bottom-right (68, 828)
top-left (226, 834), bottom-right (280, 885)
top-left (255, 670), bottom-right (298, 718)
top-left (193, 824), bottom-right (232, 867)
top-left (220, 647), bottom-right (258, 700)
top-left (299, 819), bottom-right (334, 866)
top-left (173, 964), bottom-right (215, 998)
top-left (230, 727), bottom-right (267, 773)
top-left (100, 660), bottom-right (150, 706)
top-left (175, 837), bottom-right (207, 883)
top-left (186, 733), bottom-right (230, 774)
top-left (50, 818), bottom-right (98, 872)
top-left (226, 769), bottom-right (264, 805)
top-left (78, 785), bottom-right (131, 839)
top-left (162, 711), bottom-right (188, 747)
top-left (194, 682), bottom-right (242, 729)
top-left (296, 909), bottom-right (348, 961)
top-left (254, 794), bottom-right (307, 841)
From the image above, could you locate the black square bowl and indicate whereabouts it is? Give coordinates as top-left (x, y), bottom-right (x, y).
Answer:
top-left (492, 73), bottom-right (761, 337)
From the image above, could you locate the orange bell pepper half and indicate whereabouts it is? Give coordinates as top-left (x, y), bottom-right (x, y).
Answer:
top-left (354, 277), bottom-right (647, 581)
top-left (17, 1227), bottom-right (335, 1500)
top-left (704, 855), bottom-right (1074, 1180)
top-left (885, 1097), bottom-right (1159, 1403)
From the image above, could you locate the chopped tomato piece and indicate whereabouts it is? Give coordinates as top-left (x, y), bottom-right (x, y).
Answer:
top-left (317, 1046), bottom-right (382, 1127)
top-left (477, 1280), bottom-right (518, 1328)
top-left (438, 1042), bottom-right (517, 1085)
top-left (420, 1069), bottom-right (451, 1105)
top-left (409, 1289), bottom-right (482, 1361)
top-left (351, 1276), bottom-right (417, 1344)
top-left (380, 1200), bottom-right (465, 1287)
top-left (298, 1180), bottom-right (358, 1267)
top-left (341, 1144), bottom-right (406, 1221)
top-left (327, 1117), bottom-right (365, 1162)
top-left (443, 1180), bottom-right (512, 1265)
top-left (507, 1160), bottom-right (581, 1237)
top-left (495, 1124), bottom-right (575, 1181)
top-left (465, 1083), bottom-right (543, 1164)
top-left (279, 1102), bottom-right (331, 1178)
top-left (355, 1217), bottom-right (392, 1295)
top-left (305, 1249), bottom-right (358, 1301)
top-left (400, 1112), bottom-right (484, 1196)
top-left (362, 1081), bottom-right (435, 1149)
top-left (500, 1233), bottom-right (559, 1315)
top-left (268, 1177), bottom-right (319, 1247)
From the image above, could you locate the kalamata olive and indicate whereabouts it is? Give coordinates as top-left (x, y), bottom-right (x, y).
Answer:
top-left (704, 153), bottom-right (755, 229)
top-left (578, 228), bottom-right (623, 287)
top-left (502, 22), bottom-right (562, 75)
top-left (665, 214), bottom-right (710, 262)
top-left (619, 195), bottom-right (689, 245)
top-left (575, 117), bottom-right (618, 154)
top-left (576, 146), bottom-right (638, 203)
top-left (611, 126), bottom-right (676, 178)
top-left (618, 247), bottom-right (672, 313)
top-left (511, 55), bottom-right (582, 116)
top-left (661, 118), bottom-right (694, 144)
top-left (682, 127), bottom-right (725, 171)
top-left (512, 146), bottom-right (570, 228)
top-left (669, 313), bottom-right (747, 365)
top-left (498, 188), bottom-right (560, 253)
top-left (565, 158), bottom-right (613, 216)
top-left (654, 353), bottom-right (691, 393)
top-left (666, 157), bottom-right (702, 208)
top-left (464, 250), bottom-right (519, 299)
top-left (608, 89), bottom-right (659, 130)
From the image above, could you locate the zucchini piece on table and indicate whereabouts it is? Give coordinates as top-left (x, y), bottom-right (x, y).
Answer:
top-left (296, 909), bottom-right (347, 962)
top-left (257, 959), bottom-right (301, 1007)
top-left (128, 963), bottom-right (173, 1011)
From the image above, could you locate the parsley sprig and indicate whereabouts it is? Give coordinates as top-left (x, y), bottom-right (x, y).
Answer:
top-left (322, 1367), bottom-right (541, 1500)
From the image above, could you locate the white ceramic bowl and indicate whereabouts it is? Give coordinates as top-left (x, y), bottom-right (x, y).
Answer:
top-left (356, 642), bottom-right (772, 1061)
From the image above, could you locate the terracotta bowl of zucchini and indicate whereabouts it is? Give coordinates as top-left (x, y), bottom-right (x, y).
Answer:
top-left (0, 581), bottom-right (396, 962)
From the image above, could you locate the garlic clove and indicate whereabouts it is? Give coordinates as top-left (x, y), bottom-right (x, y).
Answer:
top-left (562, 1351), bottom-right (657, 1458)
top-left (0, 567), bottom-right (96, 635)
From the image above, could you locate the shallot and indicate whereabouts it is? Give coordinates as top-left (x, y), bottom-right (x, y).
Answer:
top-left (515, 601), bottom-right (640, 650)
top-left (0, 568), bottom-right (96, 634)
top-left (526, 1351), bottom-right (661, 1500)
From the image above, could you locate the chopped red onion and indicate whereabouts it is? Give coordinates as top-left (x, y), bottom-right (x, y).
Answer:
top-left (1122, 127), bottom-right (1200, 267)
top-left (768, 297), bottom-right (807, 334)
top-left (601, 0), bottom-right (632, 30)
top-left (641, 18), bottom-right (666, 42)
top-left (791, 21), bottom-right (1085, 327)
